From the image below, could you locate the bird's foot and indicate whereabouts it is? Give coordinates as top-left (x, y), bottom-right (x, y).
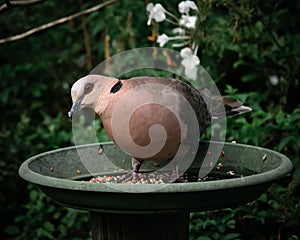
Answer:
top-left (119, 158), bottom-right (141, 183)
top-left (169, 165), bottom-right (180, 183)
top-left (119, 170), bottom-right (139, 183)
top-left (168, 165), bottom-right (187, 183)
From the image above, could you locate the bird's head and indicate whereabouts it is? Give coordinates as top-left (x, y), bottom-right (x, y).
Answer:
top-left (68, 74), bottom-right (120, 118)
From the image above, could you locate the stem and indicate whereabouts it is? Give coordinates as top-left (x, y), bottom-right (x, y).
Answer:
top-left (193, 43), bottom-right (199, 55)
top-left (104, 34), bottom-right (111, 75)
top-left (168, 36), bottom-right (191, 40)
top-left (172, 41), bottom-right (190, 48)
top-left (165, 18), bottom-right (179, 26)
top-left (165, 10), bottom-right (179, 21)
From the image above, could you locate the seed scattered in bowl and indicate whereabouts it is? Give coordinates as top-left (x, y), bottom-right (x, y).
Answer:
top-left (262, 154), bottom-right (267, 162)
top-left (98, 148), bottom-right (104, 155)
top-left (217, 163), bottom-right (224, 169)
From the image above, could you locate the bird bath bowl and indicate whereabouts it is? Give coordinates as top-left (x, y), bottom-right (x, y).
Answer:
top-left (19, 141), bottom-right (292, 240)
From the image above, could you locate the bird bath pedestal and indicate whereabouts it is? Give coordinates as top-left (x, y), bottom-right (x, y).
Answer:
top-left (19, 142), bottom-right (292, 240)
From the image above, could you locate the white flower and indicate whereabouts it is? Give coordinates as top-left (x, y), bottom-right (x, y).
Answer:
top-left (157, 34), bottom-right (190, 47)
top-left (178, 1), bottom-right (198, 14)
top-left (172, 27), bottom-right (185, 35)
top-left (184, 64), bottom-right (198, 80)
top-left (146, 3), bottom-right (166, 25)
top-left (180, 47), bottom-right (200, 65)
top-left (157, 33), bottom-right (169, 47)
top-left (269, 75), bottom-right (279, 86)
top-left (179, 15), bottom-right (197, 29)
top-left (180, 47), bottom-right (200, 80)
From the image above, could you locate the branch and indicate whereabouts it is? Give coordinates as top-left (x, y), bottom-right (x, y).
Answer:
top-left (0, 0), bottom-right (45, 12)
top-left (0, 0), bottom-right (116, 44)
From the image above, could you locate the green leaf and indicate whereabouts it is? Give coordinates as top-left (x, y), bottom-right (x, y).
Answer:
top-left (241, 73), bottom-right (259, 82)
top-left (224, 233), bottom-right (241, 240)
top-left (226, 219), bottom-right (236, 229)
top-left (5, 225), bottom-right (20, 235)
top-left (197, 236), bottom-right (211, 240)
top-left (277, 136), bottom-right (299, 152)
top-left (293, 168), bottom-right (300, 180)
top-left (225, 85), bottom-right (238, 96)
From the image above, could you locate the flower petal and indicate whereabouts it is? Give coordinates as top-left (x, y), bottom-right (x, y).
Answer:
top-left (153, 3), bottom-right (166, 13)
top-left (147, 14), bottom-right (153, 25)
top-left (157, 33), bottom-right (169, 47)
top-left (179, 15), bottom-right (197, 29)
top-left (172, 27), bottom-right (185, 35)
top-left (186, 1), bottom-right (198, 10)
top-left (184, 65), bottom-right (198, 80)
top-left (191, 54), bottom-right (200, 65)
top-left (147, 3), bottom-right (166, 25)
top-left (146, 2), bottom-right (154, 12)
top-left (178, 1), bottom-right (198, 14)
top-left (154, 11), bottom-right (166, 22)
top-left (269, 75), bottom-right (279, 86)
top-left (181, 56), bottom-right (199, 68)
top-left (180, 47), bottom-right (193, 58)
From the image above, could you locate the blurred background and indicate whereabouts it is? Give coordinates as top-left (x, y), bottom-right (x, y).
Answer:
top-left (0, 0), bottom-right (299, 239)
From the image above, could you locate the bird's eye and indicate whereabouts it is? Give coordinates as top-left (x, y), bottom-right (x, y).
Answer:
top-left (84, 83), bottom-right (94, 94)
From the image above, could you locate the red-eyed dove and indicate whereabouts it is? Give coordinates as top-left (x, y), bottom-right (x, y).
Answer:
top-left (69, 74), bottom-right (251, 181)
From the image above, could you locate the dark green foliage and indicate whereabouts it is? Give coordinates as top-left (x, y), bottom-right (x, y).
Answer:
top-left (0, 0), bottom-right (148, 238)
top-left (13, 185), bottom-right (91, 240)
top-left (0, 0), bottom-right (299, 239)
top-left (188, 1), bottom-right (300, 239)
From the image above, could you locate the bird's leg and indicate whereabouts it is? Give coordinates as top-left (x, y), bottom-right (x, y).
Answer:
top-left (120, 158), bottom-right (142, 182)
top-left (169, 142), bottom-right (195, 182)
top-left (131, 158), bottom-right (142, 180)
top-left (171, 164), bottom-right (179, 181)
top-left (170, 160), bottom-right (183, 183)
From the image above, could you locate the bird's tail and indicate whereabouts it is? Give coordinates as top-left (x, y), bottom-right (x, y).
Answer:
top-left (200, 89), bottom-right (252, 119)
top-left (212, 96), bottom-right (252, 119)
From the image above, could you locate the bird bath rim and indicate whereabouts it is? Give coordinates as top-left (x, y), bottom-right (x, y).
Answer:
top-left (19, 141), bottom-right (293, 194)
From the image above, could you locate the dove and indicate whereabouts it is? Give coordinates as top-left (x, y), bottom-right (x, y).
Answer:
top-left (68, 74), bottom-right (251, 181)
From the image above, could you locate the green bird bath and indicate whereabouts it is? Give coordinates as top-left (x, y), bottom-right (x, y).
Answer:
top-left (19, 141), bottom-right (292, 240)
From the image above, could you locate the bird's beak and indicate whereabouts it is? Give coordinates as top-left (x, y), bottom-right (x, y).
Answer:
top-left (68, 96), bottom-right (83, 118)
